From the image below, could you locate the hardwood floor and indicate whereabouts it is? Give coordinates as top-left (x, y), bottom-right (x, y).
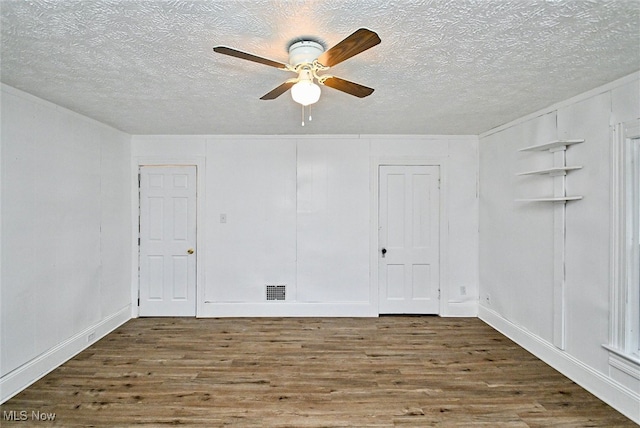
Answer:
top-left (1, 317), bottom-right (634, 427)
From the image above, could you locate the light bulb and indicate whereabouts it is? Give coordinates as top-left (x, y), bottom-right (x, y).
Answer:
top-left (291, 80), bottom-right (321, 106)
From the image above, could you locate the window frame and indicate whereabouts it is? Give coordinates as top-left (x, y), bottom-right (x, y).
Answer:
top-left (607, 119), bottom-right (640, 370)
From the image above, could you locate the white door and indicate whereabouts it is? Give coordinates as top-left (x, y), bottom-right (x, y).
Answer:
top-left (139, 166), bottom-right (197, 316)
top-left (378, 165), bottom-right (440, 314)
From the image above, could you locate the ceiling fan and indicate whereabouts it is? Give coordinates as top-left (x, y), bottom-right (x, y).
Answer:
top-left (213, 28), bottom-right (381, 111)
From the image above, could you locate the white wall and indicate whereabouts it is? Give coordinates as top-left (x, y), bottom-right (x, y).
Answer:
top-left (0, 85), bottom-right (132, 403)
top-left (296, 138), bottom-right (370, 304)
top-left (132, 134), bottom-right (479, 317)
top-left (479, 73), bottom-right (640, 422)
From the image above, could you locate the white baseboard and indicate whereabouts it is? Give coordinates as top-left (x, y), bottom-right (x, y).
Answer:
top-left (199, 302), bottom-right (377, 318)
top-left (0, 305), bottom-right (131, 404)
top-left (200, 301), bottom-right (479, 318)
top-left (479, 305), bottom-right (640, 424)
top-left (443, 300), bottom-right (478, 317)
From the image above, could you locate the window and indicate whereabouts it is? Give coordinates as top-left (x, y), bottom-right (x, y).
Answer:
top-left (608, 119), bottom-right (640, 368)
top-left (626, 133), bottom-right (640, 356)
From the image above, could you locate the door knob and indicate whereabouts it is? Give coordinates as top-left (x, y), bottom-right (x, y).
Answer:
top-left (187, 248), bottom-right (194, 254)
top-left (381, 248), bottom-right (387, 258)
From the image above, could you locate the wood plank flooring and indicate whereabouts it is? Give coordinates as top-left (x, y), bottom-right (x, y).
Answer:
top-left (1, 317), bottom-right (635, 427)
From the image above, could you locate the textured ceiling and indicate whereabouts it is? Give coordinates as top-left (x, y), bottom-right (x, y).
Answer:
top-left (1, 0), bottom-right (639, 135)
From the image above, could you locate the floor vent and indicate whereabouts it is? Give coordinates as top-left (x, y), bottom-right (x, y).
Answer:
top-left (266, 285), bottom-right (286, 301)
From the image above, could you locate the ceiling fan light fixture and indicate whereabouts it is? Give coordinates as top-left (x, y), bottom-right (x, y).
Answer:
top-left (291, 79), bottom-right (321, 106)
top-left (213, 28), bottom-right (381, 116)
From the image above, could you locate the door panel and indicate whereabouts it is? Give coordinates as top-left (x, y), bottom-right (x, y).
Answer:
top-left (386, 173), bottom-right (406, 248)
top-left (412, 264), bottom-right (431, 299)
top-left (386, 264), bottom-right (405, 300)
top-left (379, 165), bottom-right (440, 314)
top-left (139, 166), bottom-right (197, 316)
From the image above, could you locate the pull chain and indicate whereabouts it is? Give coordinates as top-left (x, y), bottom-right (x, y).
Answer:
top-left (300, 105), bottom-right (315, 126)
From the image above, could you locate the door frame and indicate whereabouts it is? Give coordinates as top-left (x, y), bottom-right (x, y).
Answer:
top-left (131, 157), bottom-right (206, 318)
top-left (370, 156), bottom-right (449, 316)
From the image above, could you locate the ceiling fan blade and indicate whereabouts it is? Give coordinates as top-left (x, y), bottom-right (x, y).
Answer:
top-left (213, 46), bottom-right (289, 70)
top-left (316, 28), bottom-right (381, 68)
top-left (260, 80), bottom-right (297, 100)
top-left (321, 76), bottom-right (374, 98)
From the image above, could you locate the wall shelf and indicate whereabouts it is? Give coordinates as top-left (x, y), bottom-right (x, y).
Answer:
top-left (516, 166), bottom-right (583, 176)
top-left (515, 137), bottom-right (584, 350)
top-left (516, 196), bottom-right (583, 203)
top-left (515, 138), bottom-right (584, 203)
top-left (519, 139), bottom-right (584, 152)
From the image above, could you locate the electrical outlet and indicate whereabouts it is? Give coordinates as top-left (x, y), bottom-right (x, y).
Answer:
top-left (460, 286), bottom-right (467, 296)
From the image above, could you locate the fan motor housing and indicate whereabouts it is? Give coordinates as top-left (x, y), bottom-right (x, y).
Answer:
top-left (288, 41), bottom-right (324, 67)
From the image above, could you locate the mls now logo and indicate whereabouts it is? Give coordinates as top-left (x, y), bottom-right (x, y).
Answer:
top-left (3, 410), bottom-right (56, 421)
top-left (3, 410), bottom-right (28, 421)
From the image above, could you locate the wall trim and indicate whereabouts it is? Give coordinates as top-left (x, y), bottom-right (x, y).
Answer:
top-left (609, 119), bottom-right (640, 359)
top-left (605, 347), bottom-right (640, 381)
top-left (479, 305), bottom-right (640, 424)
top-left (362, 135), bottom-right (478, 141)
top-left (199, 302), bottom-right (376, 318)
top-left (0, 305), bottom-right (131, 404)
top-left (480, 71), bottom-right (640, 139)
top-left (131, 134), bottom-right (477, 141)
top-left (443, 300), bottom-right (478, 317)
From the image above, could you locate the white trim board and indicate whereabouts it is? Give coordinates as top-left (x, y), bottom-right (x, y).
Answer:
top-left (132, 134), bottom-right (478, 141)
top-left (0, 305), bottom-right (131, 404)
top-left (609, 119), bottom-right (640, 365)
top-left (444, 301), bottom-right (478, 317)
top-left (479, 305), bottom-right (640, 424)
top-left (480, 71), bottom-right (640, 139)
top-left (199, 302), bottom-right (376, 318)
